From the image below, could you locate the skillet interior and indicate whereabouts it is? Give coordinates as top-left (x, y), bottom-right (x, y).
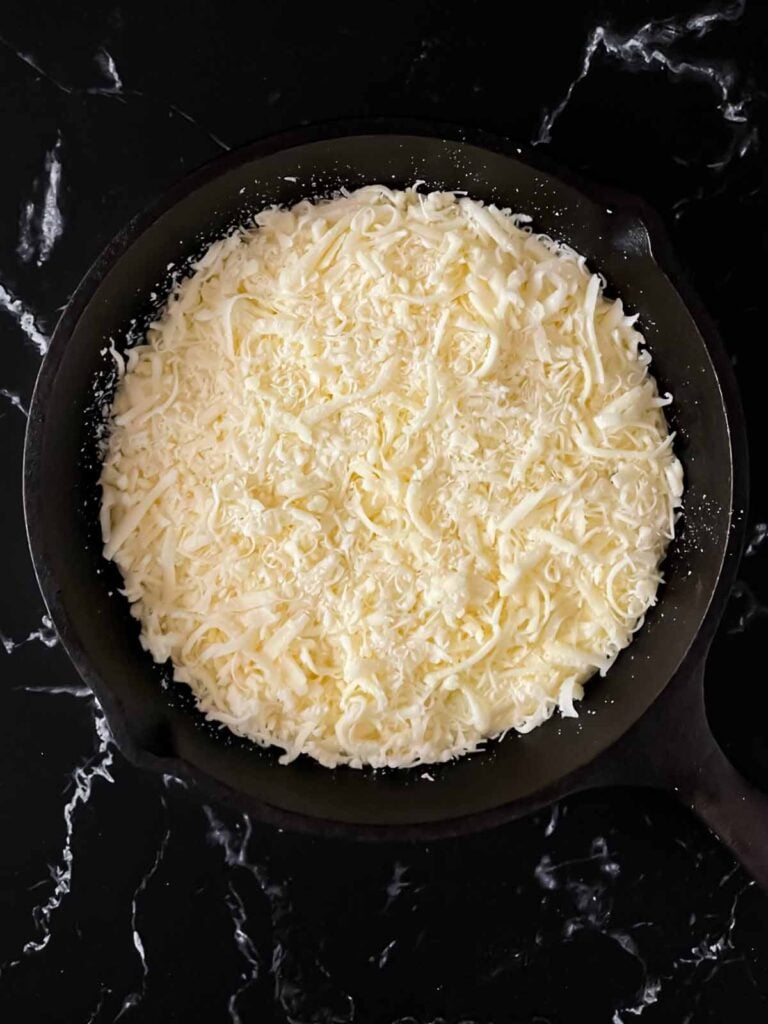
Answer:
top-left (24, 128), bottom-right (736, 829)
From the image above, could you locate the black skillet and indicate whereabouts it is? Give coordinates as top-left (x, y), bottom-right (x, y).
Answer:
top-left (23, 120), bottom-right (768, 885)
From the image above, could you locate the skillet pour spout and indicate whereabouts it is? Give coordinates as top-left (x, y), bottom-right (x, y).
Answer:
top-left (22, 119), bottom-right (766, 885)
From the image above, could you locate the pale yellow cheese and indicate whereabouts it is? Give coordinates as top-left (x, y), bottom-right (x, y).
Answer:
top-left (100, 186), bottom-right (683, 769)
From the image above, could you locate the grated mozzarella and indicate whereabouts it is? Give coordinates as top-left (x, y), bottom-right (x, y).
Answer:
top-left (100, 186), bottom-right (683, 769)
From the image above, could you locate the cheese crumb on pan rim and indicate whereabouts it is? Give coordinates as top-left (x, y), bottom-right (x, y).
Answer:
top-left (100, 184), bottom-right (684, 769)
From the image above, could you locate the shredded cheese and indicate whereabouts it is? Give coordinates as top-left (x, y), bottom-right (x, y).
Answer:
top-left (100, 186), bottom-right (683, 769)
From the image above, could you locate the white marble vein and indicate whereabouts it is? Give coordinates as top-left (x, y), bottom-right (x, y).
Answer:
top-left (21, 701), bottom-right (114, 956)
top-left (612, 977), bottom-right (662, 1021)
top-left (687, 3), bottom-right (745, 35)
top-left (22, 684), bottom-right (90, 697)
top-left (167, 102), bottom-right (231, 152)
top-left (90, 49), bottom-right (230, 150)
top-left (533, 834), bottom-right (665, 1018)
top-left (533, 853), bottom-right (558, 891)
top-left (225, 883), bottom-right (261, 1024)
top-left (115, 813), bottom-right (170, 1020)
top-left (534, 834), bottom-right (621, 893)
top-left (677, 881), bottom-right (754, 968)
top-left (205, 808), bottom-right (355, 1023)
top-left (377, 939), bottom-right (397, 969)
top-left (94, 48), bottom-right (124, 94)
top-left (16, 205), bottom-right (34, 263)
top-left (0, 282), bottom-right (49, 354)
top-left (205, 807), bottom-right (253, 868)
top-left (390, 1017), bottom-right (478, 1024)
top-left (0, 39), bottom-right (229, 153)
top-left (533, 29), bottom-right (603, 147)
top-left (1, 614), bottom-right (58, 654)
top-left (534, 1), bottom-right (749, 146)
top-left (745, 522), bottom-right (768, 557)
top-left (641, 880), bottom-right (759, 1020)
top-left (84, 985), bottom-right (110, 1024)
top-left (0, 387), bottom-right (28, 416)
top-left (0, 36), bottom-right (72, 94)
top-left (544, 802), bottom-right (561, 837)
top-left (728, 580), bottom-right (768, 634)
top-left (205, 811), bottom-right (277, 1019)
top-left (34, 137), bottom-right (62, 264)
top-left (162, 771), bottom-right (188, 789)
top-left (18, 135), bottom-right (64, 267)
top-left (384, 861), bottom-right (412, 910)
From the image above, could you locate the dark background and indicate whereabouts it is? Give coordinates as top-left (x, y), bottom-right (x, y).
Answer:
top-left (1, 1), bottom-right (767, 1021)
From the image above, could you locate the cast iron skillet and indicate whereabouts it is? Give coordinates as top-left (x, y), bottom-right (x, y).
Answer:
top-left (23, 120), bottom-right (768, 885)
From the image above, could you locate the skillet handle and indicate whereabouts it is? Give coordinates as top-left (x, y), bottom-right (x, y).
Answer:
top-left (681, 735), bottom-right (768, 889)
top-left (639, 658), bottom-right (768, 888)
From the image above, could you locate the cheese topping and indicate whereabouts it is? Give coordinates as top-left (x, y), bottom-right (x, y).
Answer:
top-left (100, 186), bottom-right (683, 769)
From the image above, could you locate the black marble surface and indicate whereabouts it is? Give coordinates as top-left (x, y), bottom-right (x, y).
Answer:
top-left (2, 1), bottom-right (768, 1021)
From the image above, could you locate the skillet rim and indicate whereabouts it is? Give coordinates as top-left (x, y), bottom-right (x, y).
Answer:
top-left (23, 117), bottom-right (749, 839)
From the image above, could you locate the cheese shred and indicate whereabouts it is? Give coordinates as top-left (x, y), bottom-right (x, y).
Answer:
top-left (100, 186), bottom-right (683, 769)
